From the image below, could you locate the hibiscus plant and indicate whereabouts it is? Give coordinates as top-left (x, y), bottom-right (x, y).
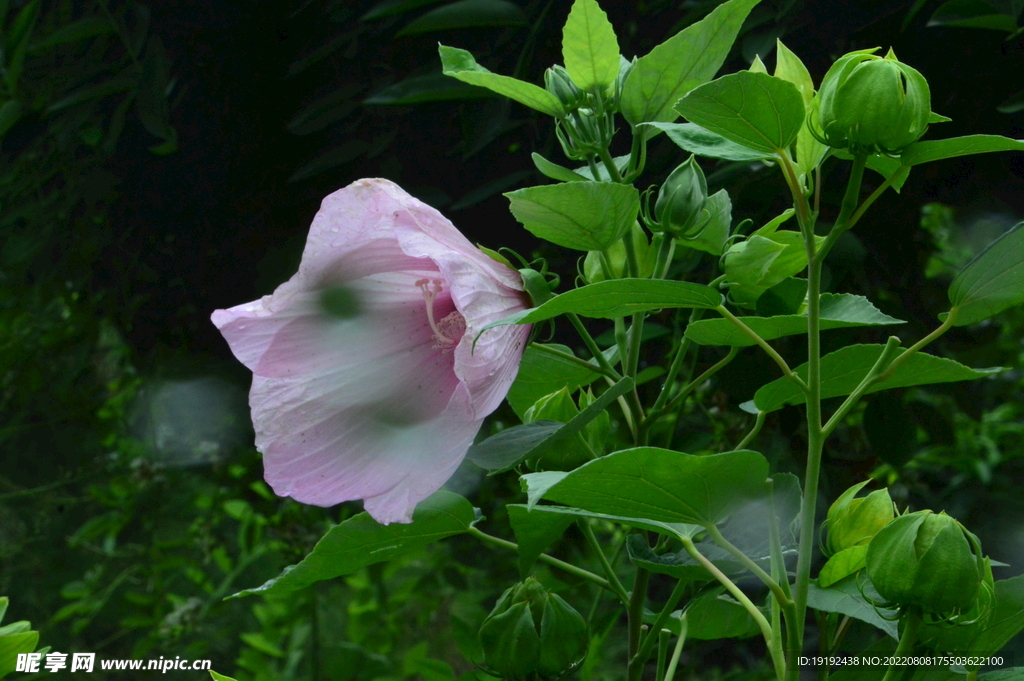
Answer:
top-left (212, 0), bottom-right (1024, 680)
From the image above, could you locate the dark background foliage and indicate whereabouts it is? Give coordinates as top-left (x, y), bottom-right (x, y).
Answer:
top-left (2, 0), bottom-right (1022, 678)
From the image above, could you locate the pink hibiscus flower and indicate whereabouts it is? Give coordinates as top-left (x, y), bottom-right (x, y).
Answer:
top-left (212, 178), bottom-right (531, 524)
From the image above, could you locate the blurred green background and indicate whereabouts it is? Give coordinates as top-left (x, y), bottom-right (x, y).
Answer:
top-left (1, 0), bottom-right (1023, 678)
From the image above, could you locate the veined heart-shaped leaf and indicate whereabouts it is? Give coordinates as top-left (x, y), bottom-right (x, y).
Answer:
top-left (520, 447), bottom-right (769, 527)
top-left (674, 71), bottom-right (805, 155)
top-left (900, 134), bottom-right (1024, 166)
top-left (439, 44), bottom-right (564, 117)
top-left (505, 181), bottom-right (639, 251)
top-left (229, 492), bottom-right (474, 597)
top-left (482, 279), bottom-right (723, 331)
top-left (750, 344), bottom-right (1003, 413)
top-left (946, 221), bottom-right (1024, 326)
top-left (685, 294), bottom-right (904, 346)
top-left (620, 0), bottom-right (760, 128)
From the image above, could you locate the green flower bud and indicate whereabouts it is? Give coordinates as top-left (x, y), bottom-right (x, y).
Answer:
top-left (545, 65), bottom-right (584, 112)
top-left (817, 48), bottom-right (931, 155)
top-left (654, 156), bottom-right (708, 237)
top-left (866, 510), bottom-right (984, 615)
top-left (479, 578), bottom-right (589, 681)
top-left (824, 481), bottom-right (895, 556)
top-left (583, 222), bottom-right (657, 283)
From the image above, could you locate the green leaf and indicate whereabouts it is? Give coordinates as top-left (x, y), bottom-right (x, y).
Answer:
top-left (0, 631), bottom-right (39, 677)
top-left (483, 279), bottom-right (723, 331)
top-left (946, 221), bottom-right (1024, 326)
top-left (682, 188), bottom-right (732, 256)
top-left (531, 152), bottom-right (587, 182)
top-left (30, 15), bottom-right (114, 51)
top-left (620, 0), bottom-right (760, 128)
top-left (626, 533), bottom-right (739, 582)
top-left (723, 224), bottom-right (818, 307)
top-left (209, 672), bottom-right (240, 681)
top-left (439, 45), bottom-right (564, 117)
top-left (467, 377), bottom-right (633, 473)
top-left (639, 122), bottom-right (772, 161)
top-left (806, 575), bottom-right (899, 639)
top-left (685, 293), bottom-right (904, 346)
top-left (365, 72), bottom-right (491, 105)
top-left (571, 154), bottom-right (631, 181)
top-left (901, 134), bottom-right (1024, 166)
top-left (507, 343), bottom-right (603, 418)
top-left (929, 0), bottom-right (1019, 32)
top-left (362, 0), bottom-right (445, 20)
top-left (0, 597), bottom-right (7, 624)
top-left (773, 40), bottom-right (813, 106)
top-left (397, 0), bottom-right (527, 35)
top-left (229, 492), bottom-right (475, 597)
top-left (752, 344), bottom-right (1004, 413)
top-left (509, 504), bottom-right (703, 542)
top-left (507, 505), bottom-right (576, 575)
top-left (674, 71), bottom-right (805, 155)
top-left (521, 448), bottom-right (769, 527)
top-left (561, 0), bottom-right (620, 91)
top-left (980, 670), bottom-right (1024, 681)
top-left (504, 181), bottom-right (638, 251)
top-left (818, 545), bottom-right (868, 588)
top-left (686, 592), bottom-right (760, 640)
top-left (755, 277), bottom-right (807, 316)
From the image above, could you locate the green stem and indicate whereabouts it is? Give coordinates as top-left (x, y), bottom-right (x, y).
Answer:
top-left (598, 146), bottom-right (624, 183)
top-left (834, 154), bottom-right (867, 231)
top-left (821, 336), bottom-right (903, 438)
top-left (633, 578), bottom-right (688, 669)
top-left (567, 312), bottom-right (620, 379)
top-left (880, 610), bottom-right (921, 681)
top-left (580, 520), bottom-right (630, 603)
top-left (653, 233), bottom-right (676, 279)
top-left (530, 342), bottom-right (620, 380)
top-left (662, 615), bottom-right (688, 681)
top-left (705, 524), bottom-right (792, 610)
top-left (649, 309), bottom-right (702, 417)
top-left (656, 629), bottom-right (670, 681)
top-left (626, 567), bottom-right (651, 681)
top-left (467, 527), bottom-right (615, 594)
top-left (875, 308), bottom-right (958, 383)
top-left (681, 537), bottom-right (782, 679)
top-left (664, 346), bottom-right (739, 414)
top-left (716, 306), bottom-right (808, 392)
top-left (624, 131), bottom-right (649, 183)
top-left (733, 410), bottom-right (766, 451)
top-left (790, 252), bottom-right (824, 681)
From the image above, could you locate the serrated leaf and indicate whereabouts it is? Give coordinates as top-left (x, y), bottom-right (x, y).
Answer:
top-left (620, 0), bottom-right (760, 128)
top-left (520, 447), bottom-right (769, 527)
top-left (482, 279), bottom-right (723, 332)
top-left (439, 45), bottom-right (563, 117)
top-left (562, 0), bottom-right (620, 91)
top-left (639, 122), bottom-right (772, 161)
top-left (901, 134), bottom-right (1024, 166)
top-left (626, 533), bottom-right (740, 582)
top-left (398, 0), bottom-right (527, 35)
top-left (531, 152), bottom-right (587, 182)
top-left (229, 492), bottom-right (474, 597)
top-left (674, 71), bottom-right (805, 155)
top-left (946, 221), bottom-right (1024, 326)
top-left (752, 344), bottom-right (1004, 413)
top-left (467, 377), bottom-right (633, 473)
top-left (504, 181), bottom-right (639, 251)
top-left (685, 294), bottom-right (904, 346)
top-left (807, 575), bottom-right (899, 639)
